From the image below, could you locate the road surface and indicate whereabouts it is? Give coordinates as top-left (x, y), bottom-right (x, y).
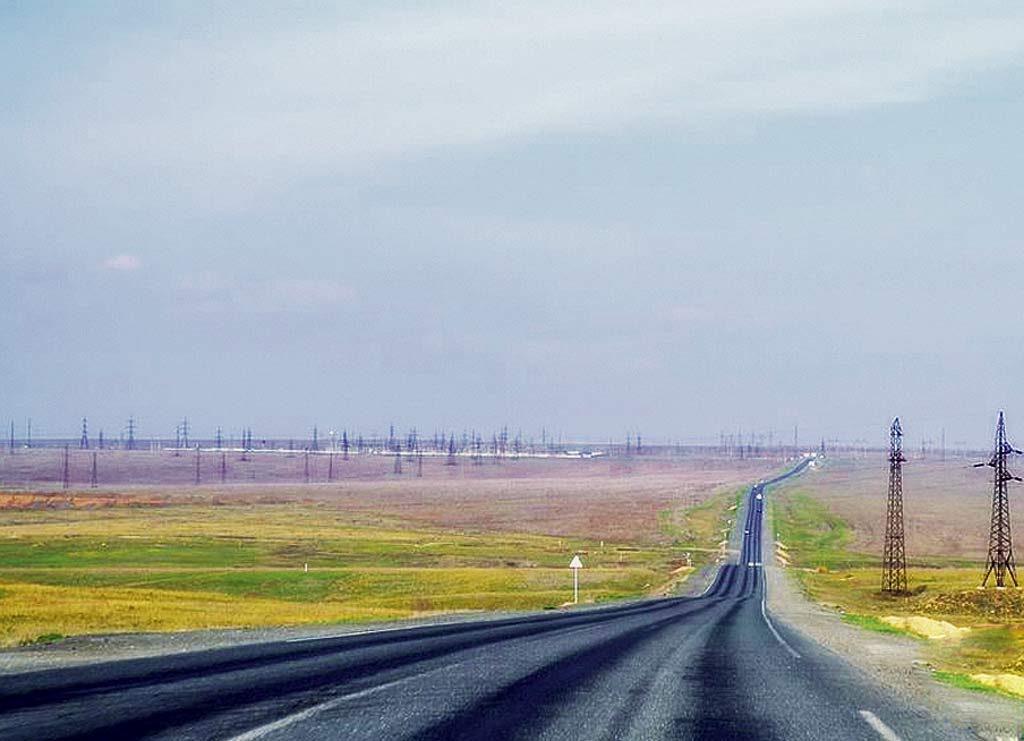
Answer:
top-left (0, 461), bottom-right (970, 740)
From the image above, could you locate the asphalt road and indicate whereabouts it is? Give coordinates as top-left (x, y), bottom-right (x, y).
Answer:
top-left (0, 460), bottom-right (972, 740)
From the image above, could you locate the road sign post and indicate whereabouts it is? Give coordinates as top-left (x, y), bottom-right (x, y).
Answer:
top-left (569, 555), bottom-right (583, 604)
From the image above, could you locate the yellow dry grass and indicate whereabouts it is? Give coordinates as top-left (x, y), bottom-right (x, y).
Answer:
top-left (0, 581), bottom-right (404, 646)
top-left (970, 673), bottom-right (1024, 698)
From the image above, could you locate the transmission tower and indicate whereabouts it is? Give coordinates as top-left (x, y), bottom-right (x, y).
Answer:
top-left (446, 434), bottom-right (457, 466)
top-left (125, 417), bottom-right (136, 451)
top-left (181, 417), bottom-right (190, 449)
top-left (980, 411), bottom-right (1021, 588)
top-left (80, 417), bottom-right (89, 449)
top-left (61, 444), bottom-right (70, 491)
top-left (882, 418), bottom-right (908, 594)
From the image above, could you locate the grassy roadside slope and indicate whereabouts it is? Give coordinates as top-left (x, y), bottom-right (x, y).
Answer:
top-left (771, 464), bottom-right (1024, 699)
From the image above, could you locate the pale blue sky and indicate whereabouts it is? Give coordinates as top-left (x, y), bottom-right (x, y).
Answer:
top-left (2, 2), bottom-right (1024, 447)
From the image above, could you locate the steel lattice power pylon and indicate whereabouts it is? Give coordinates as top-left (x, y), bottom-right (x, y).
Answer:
top-left (980, 411), bottom-right (1021, 588)
top-left (882, 417), bottom-right (908, 594)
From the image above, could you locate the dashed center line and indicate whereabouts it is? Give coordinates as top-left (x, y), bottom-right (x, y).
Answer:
top-left (227, 662), bottom-right (462, 741)
top-left (859, 710), bottom-right (902, 741)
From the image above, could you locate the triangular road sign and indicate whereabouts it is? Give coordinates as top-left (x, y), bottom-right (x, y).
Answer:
top-left (569, 555), bottom-right (583, 569)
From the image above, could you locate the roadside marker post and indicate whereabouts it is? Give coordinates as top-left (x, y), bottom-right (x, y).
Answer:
top-left (569, 555), bottom-right (583, 604)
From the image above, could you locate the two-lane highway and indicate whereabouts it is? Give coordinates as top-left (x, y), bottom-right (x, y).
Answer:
top-left (0, 461), bottom-right (970, 739)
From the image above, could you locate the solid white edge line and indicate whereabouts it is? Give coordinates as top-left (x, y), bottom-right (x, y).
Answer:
top-left (859, 710), bottom-right (903, 741)
top-left (759, 569), bottom-right (799, 659)
top-left (757, 483), bottom-right (801, 660)
top-left (287, 625), bottom-right (409, 643)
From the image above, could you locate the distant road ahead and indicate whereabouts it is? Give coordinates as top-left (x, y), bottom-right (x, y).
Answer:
top-left (0, 460), bottom-right (968, 740)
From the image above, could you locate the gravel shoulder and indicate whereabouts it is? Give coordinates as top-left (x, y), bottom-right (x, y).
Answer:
top-left (764, 505), bottom-right (1024, 740)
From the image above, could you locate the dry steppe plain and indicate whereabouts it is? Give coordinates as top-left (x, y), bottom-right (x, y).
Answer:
top-left (0, 449), bottom-right (778, 646)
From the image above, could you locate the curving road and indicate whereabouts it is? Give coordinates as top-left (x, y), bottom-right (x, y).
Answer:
top-left (0, 461), bottom-right (970, 740)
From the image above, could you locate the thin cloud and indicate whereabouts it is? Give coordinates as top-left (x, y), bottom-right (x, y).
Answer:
top-left (175, 272), bottom-right (357, 315)
top-left (103, 254), bottom-right (141, 271)
top-left (7, 1), bottom-right (1024, 202)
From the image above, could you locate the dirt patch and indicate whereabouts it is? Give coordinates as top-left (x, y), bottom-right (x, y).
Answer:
top-left (925, 590), bottom-right (1024, 621)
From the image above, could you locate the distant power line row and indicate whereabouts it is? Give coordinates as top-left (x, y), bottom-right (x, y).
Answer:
top-left (11, 418), bottom-right (651, 456)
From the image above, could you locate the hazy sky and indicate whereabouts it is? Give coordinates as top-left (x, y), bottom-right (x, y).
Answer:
top-left (3, 2), bottom-right (1024, 447)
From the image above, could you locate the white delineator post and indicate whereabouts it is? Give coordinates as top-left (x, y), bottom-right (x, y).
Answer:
top-left (569, 555), bottom-right (583, 604)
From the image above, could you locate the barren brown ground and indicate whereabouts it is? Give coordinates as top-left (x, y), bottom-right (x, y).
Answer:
top-left (784, 454), bottom-right (998, 561)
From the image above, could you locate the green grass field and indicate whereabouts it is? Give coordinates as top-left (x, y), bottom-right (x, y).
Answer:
top-left (0, 490), bottom-right (741, 646)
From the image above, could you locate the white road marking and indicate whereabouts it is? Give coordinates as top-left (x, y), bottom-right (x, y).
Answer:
top-left (287, 625), bottom-right (410, 643)
top-left (757, 490), bottom-right (801, 661)
top-left (227, 663), bottom-right (460, 741)
top-left (859, 710), bottom-right (902, 741)
top-left (760, 585), bottom-right (799, 658)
